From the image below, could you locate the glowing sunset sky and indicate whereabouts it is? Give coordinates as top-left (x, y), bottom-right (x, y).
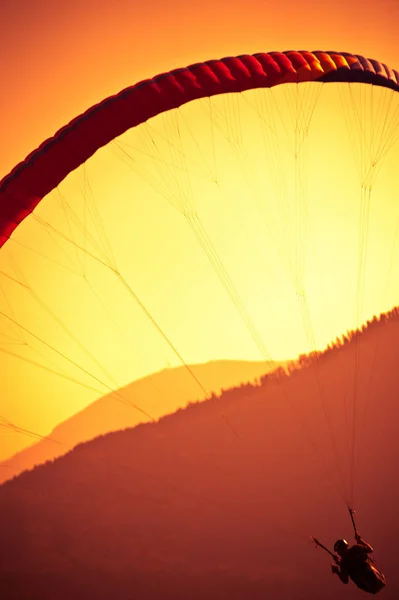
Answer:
top-left (1, 0), bottom-right (399, 461)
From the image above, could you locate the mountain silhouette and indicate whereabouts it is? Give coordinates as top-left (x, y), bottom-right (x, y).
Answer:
top-left (0, 359), bottom-right (284, 485)
top-left (1, 309), bottom-right (398, 599)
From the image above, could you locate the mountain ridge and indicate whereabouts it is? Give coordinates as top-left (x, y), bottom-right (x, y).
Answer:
top-left (0, 358), bottom-right (286, 484)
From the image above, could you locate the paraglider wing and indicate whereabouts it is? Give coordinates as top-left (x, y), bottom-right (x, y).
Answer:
top-left (1, 51), bottom-right (398, 247)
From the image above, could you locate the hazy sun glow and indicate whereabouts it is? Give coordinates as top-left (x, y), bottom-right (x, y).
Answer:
top-left (1, 81), bottom-right (398, 460)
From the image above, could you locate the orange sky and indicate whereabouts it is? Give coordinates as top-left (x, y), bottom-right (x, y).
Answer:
top-left (1, 0), bottom-right (399, 461)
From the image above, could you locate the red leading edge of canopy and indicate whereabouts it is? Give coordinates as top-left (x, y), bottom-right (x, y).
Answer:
top-left (0, 50), bottom-right (398, 248)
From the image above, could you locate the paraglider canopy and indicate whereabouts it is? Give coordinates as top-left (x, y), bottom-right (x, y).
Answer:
top-left (1, 50), bottom-right (398, 247)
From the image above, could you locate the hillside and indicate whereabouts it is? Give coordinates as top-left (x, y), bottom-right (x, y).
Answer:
top-left (1, 310), bottom-right (399, 599)
top-left (0, 359), bottom-right (282, 484)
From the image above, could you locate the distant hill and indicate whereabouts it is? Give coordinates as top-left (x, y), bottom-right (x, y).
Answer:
top-left (0, 359), bottom-right (284, 485)
top-left (1, 309), bottom-right (399, 599)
